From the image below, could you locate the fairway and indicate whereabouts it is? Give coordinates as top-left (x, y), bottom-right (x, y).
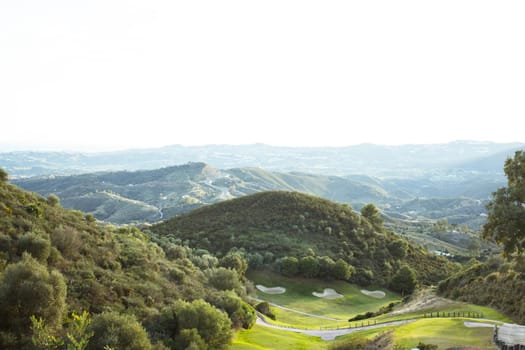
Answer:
top-left (248, 271), bottom-right (401, 322)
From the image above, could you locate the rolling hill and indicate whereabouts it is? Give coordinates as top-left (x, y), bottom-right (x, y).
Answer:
top-left (13, 162), bottom-right (503, 230)
top-left (150, 191), bottom-right (455, 287)
top-left (13, 163), bottom-right (396, 224)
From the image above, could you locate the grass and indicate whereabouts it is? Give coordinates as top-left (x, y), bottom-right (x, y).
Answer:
top-left (231, 325), bottom-right (326, 350)
top-left (238, 272), bottom-right (509, 349)
top-left (323, 319), bottom-right (497, 350)
top-left (248, 270), bottom-right (400, 325)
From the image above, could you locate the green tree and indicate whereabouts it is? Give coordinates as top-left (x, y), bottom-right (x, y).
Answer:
top-left (317, 256), bottom-right (336, 278)
top-left (211, 291), bottom-right (256, 329)
top-left (0, 168), bottom-right (8, 182)
top-left (390, 265), bottom-right (418, 295)
top-left (360, 204), bottom-right (383, 229)
top-left (46, 194), bottom-right (60, 207)
top-left (483, 150), bottom-right (525, 257)
top-left (17, 232), bottom-right (52, 263)
top-left (332, 259), bottom-right (354, 280)
top-left (87, 312), bottom-right (152, 350)
top-left (206, 267), bottom-right (241, 291)
top-left (219, 253), bottom-right (248, 276)
top-left (279, 256), bottom-right (299, 276)
top-left (388, 239), bottom-right (408, 259)
top-left (160, 299), bottom-right (232, 350)
top-left (0, 253), bottom-right (67, 336)
top-left (299, 256), bottom-right (319, 278)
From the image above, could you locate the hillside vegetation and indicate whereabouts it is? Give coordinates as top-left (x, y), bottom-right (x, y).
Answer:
top-left (0, 173), bottom-right (256, 349)
top-left (438, 257), bottom-right (525, 323)
top-left (151, 191), bottom-right (455, 287)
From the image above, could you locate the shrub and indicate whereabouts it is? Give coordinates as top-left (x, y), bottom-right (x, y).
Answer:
top-left (87, 312), bottom-right (152, 350)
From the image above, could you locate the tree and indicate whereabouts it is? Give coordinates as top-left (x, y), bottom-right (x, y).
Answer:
top-left (206, 267), bottom-right (241, 291)
top-left (299, 256), bottom-right (319, 278)
top-left (279, 256), bottom-right (299, 276)
top-left (388, 239), bottom-right (408, 259)
top-left (360, 204), bottom-right (383, 229)
top-left (219, 253), bottom-right (248, 276)
top-left (317, 256), bottom-right (336, 278)
top-left (160, 299), bottom-right (232, 350)
top-left (0, 254), bottom-right (67, 336)
top-left (483, 150), bottom-right (525, 257)
top-left (17, 232), bottom-right (51, 263)
top-left (0, 168), bottom-right (8, 182)
top-left (332, 259), bottom-right (354, 280)
top-left (390, 265), bottom-right (418, 295)
top-left (87, 312), bottom-right (152, 350)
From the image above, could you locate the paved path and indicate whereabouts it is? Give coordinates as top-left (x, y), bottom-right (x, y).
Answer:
top-left (256, 316), bottom-right (415, 340)
top-left (497, 323), bottom-right (525, 345)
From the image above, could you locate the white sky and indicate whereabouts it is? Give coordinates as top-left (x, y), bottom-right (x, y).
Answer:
top-left (1, 1), bottom-right (524, 151)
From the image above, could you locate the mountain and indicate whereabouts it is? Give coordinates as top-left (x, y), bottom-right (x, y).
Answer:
top-left (2, 141), bottom-right (523, 178)
top-left (150, 191), bottom-right (455, 286)
top-left (14, 161), bottom-right (506, 236)
top-left (13, 163), bottom-right (397, 224)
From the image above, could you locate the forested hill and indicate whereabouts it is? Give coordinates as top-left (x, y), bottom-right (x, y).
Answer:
top-left (150, 191), bottom-right (455, 287)
top-left (0, 172), bottom-right (256, 349)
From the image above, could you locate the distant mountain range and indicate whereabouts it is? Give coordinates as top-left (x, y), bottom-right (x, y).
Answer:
top-left (2, 141), bottom-right (523, 178)
top-left (13, 161), bottom-right (505, 228)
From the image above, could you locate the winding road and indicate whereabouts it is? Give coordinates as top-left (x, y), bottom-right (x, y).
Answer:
top-left (255, 316), bottom-right (415, 340)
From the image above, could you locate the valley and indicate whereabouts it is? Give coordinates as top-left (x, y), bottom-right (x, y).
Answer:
top-left (0, 143), bottom-right (524, 349)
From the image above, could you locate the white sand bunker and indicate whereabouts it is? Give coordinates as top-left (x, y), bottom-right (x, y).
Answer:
top-left (361, 289), bottom-right (386, 298)
top-left (312, 288), bottom-right (343, 299)
top-left (256, 284), bottom-right (286, 294)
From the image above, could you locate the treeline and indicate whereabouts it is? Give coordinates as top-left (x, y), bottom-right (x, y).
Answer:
top-left (0, 171), bottom-right (255, 349)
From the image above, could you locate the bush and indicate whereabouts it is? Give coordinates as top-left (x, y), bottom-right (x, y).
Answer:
top-left (0, 168), bottom-right (8, 182)
top-left (255, 301), bottom-right (276, 320)
top-left (390, 265), bottom-right (418, 295)
top-left (206, 267), bottom-right (241, 291)
top-left (279, 256), bottom-right (299, 276)
top-left (87, 312), bottom-right (152, 350)
top-left (17, 232), bottom-right (51, 263)
top-left (0, 254), bottom-right (66, 336)
top-left (159, 299), bottom-right (232, 350)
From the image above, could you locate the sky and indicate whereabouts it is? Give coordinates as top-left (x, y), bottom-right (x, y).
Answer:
top-left (1, 1), bottom-right (524, 151)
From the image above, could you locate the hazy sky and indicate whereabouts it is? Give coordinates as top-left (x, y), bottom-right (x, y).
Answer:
top-left (1, 1), bottom-right (524, 151)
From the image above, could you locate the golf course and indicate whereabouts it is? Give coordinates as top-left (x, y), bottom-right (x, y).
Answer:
top-left (231, 271), bottom-right (511, 349)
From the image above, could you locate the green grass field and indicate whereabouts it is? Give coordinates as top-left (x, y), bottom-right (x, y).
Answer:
top-left (336, 319), bottom-right (497, 349)
top-left (231, 319), bottom-right (498, 350)
top-left (234, 271), bottom-right (509, 349)
top-left (248, 270), bottom-right (400, 325)
top-left (231, 325), bottom-right (326, 350)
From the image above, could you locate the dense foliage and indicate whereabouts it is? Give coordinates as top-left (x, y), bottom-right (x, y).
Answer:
top-left (483, 150), bottom-right (525, 257)
top-left (439, 151), bottom-right (525, 324)
top-left (151, 191), bottom-right (455, 287)
top-left (0, 173), bottom-right (255, 349)
top-left (438, 256), bottom-right (525, 323)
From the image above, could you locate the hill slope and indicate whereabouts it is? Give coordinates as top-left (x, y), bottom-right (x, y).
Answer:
top-left (14, 163), bottom-right (395, 224)
top-left (0, 176), bottom-right (255, 349)
top-left (150, 191), bottom-right (455, 287)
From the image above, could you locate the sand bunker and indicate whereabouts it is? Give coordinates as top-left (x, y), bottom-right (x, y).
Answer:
top-left (256, 284), bottom-right (286, 294)
top-left (312, 288), bottom-right (343, 299)
top-left (360, 289), bottom-right (386, 298)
